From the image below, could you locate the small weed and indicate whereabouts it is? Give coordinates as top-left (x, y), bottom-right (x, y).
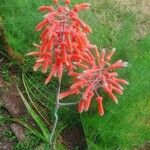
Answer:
top-left (0, 108), bottom-right (11, 125)
top-left (1, 64), bottom-right (10, 81)
top-left (14, 131), bottom-right (42, 150)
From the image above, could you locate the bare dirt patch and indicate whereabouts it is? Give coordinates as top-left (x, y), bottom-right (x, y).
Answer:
top-left (91, 0), bottom-right (150, 40)
top-left (62, 126), bottom-right (87, 150)
top-left (141, 0), bottom-right (150, 16)
top-left (117, 0), bottom-right (150, 39)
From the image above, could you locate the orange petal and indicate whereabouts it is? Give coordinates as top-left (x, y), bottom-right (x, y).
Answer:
top-left (42, 59), bottom-right (50, 73)
top-left (47, 37), bottom-right (54, 51)
top-left (111, 86), bottom-right (123, 95)
top-left (85, 49), bottom-right (95, 62)
top-left (108, 72), bottom-right (118, 77)
top-left (58, 63), bottom-right (63, 80)
top-left (45, 65), bottom-right (56, 84)
top-left (73, 62), bottom-right (89, 69)
top-left (62, 49), bottom-right (67, 64)
top-left (84, 92), bottom-right (94, 111)
top-left (38, 6), bottom-right (54, 12)
top-left (96, 97), bottom-right (104, 116)
top-left (93, 46), bottom-right (99, 61)
top-left (40, 42), bottom-right (48, 53)
top-left (33, 43), bottom-right (40, 48)
top-left (70, 80), bottom-right (85, 90)
top-left (108, 79), bottom-right (123, 90)
top-left (78, 100), bottom-right (85, 113)
top-left (82, 83), bottom-right (93, 99)
top-left (47, 24), bottom-right (56, 40)
top-left (65, 0), bottom-right (70, 4)
top-left (36, 19), bottom-right (48, 31)
top-left (99, 49), bottom-right (106, 64)
top-left (113, 78), bottom-right (129, 85)
top-left (104, 87), bottom-right (118, 104)
top-left (36, 58), bottom-right (45, 63)
top-left (26, 52), bottom-right (40, 56)
top-left (68, 72), bottom-right (79, 77)
top-left (108, 60), bottom-right (122, 69)
top-left (66, 34), bottom-right (73, 53)
top-left (84, 24), bottom-right (92, 33)
top-left (59, 90), bottom-right (76, 100)
top-left (106, 48), bottom-right (116, 61)
top-left (33, 62), bottom-right (41, 71)
top-left (40, 28), bottom-right (49, 40)
top-left (77, 35), bottom-right (85, 51)
top-left (73, 3), bottom-right (90, 12)
top-left (53, 0), bottom-right (58, 4)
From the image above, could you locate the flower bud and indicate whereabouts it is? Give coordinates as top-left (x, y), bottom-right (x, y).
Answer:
top-left (53, 0), bottom-right (58, 4)
top-left (65, 0), bottom-right (70, 4)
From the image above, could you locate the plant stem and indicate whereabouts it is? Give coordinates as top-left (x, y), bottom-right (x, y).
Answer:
top-left (59, 102), bottom-right (78, 106)
top-left (49, 79), bottom-right (62, 147)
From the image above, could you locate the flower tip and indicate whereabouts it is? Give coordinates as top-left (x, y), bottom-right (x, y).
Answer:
top-left (123, 62), bottom-right (128, 67)
top-left (114, 98), bottom-right (118, 104)
top-left (65, 0), bottom-right (70, 4)
top-left (44, 14), bottom-right (48, 19)
top-left (58, 94), bottom-right (61, 100)
top-left (79, 111), bottom-right (83, 114)
top-left (26, 52), bottom-right (38, 56)
top-left (25, 53), bottom-right (30, 56)
top-left (102, 49), bottom-right (106, 52)
top-left (38, 6), bottom-right (54, 12)
top-left (84, 108), bottom-right (88, 112)
top-left (44, 80), bottom-right (49, 85)
top-left (100, 112), bottom-right (104, 116)
top-left (33, 67), bottom-right (38, 72)
top-left (112, 48), bottom-right (116, 52)
top-left (53, 0), bottom-right (58, 4)
top-left (42, 70), bottom-right (47, 74)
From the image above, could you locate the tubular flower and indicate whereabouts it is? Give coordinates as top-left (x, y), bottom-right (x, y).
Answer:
top-left (59, 48), bottom-right (129, 116)
top-left (27, 1), bottom-right (95, 84)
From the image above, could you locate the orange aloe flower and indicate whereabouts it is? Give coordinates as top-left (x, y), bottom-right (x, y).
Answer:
top-left (27, 0), bottom-right (95, 84)
top-left (59, 48), bottom-right (129, 116)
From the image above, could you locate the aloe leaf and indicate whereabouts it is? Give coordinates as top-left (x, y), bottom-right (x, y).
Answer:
top-left (16, 85), bottom-right (50, 142)
top-left (22, 73), bottom-right (51, 128)
top-left (12, 118), bottom-right (46, 142)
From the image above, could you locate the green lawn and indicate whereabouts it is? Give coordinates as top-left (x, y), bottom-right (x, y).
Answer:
top-left (0, 0), bottom-right (150, 149)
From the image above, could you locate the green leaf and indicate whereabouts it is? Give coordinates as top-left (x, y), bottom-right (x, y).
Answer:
top-left (12, 118), bottom-right (46, 142)
top-left (16, 85), bottom-right (50, 142)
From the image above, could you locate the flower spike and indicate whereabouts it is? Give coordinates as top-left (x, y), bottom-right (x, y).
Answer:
top-left (27, 1), bottom-right (95, 83)
top-left (59, 48), bottom-right (128, 116)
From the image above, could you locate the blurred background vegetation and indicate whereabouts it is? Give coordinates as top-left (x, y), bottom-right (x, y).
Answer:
top-left (0, 0), bottom-right (150, 149)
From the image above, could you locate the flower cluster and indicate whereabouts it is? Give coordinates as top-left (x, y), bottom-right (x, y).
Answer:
top-left (27, 0), bottom-right (95, 84)
top-left (59, 49), bottom-right (129, 116)
top-left (27, 0), bottom-right (128, 116)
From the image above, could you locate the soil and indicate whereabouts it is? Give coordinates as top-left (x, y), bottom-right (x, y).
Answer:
top-left (138, 142), bottom-right (150, 150)
top-left (0, 109), bottom-right (16, 150)
top-left (62, 126), bottom-right (87, 150)
top-left (0, 125), bottom-right (16, 150)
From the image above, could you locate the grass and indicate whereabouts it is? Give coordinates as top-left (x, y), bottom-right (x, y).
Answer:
top-left (80, 0), bottom-right (150, 149)
top-left (0, 0), bottom-right (150, 149)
